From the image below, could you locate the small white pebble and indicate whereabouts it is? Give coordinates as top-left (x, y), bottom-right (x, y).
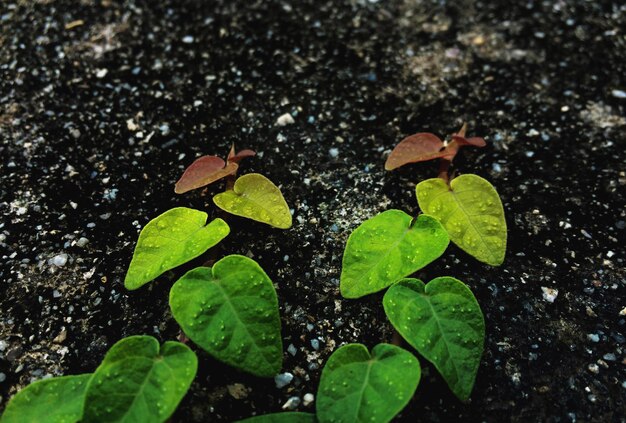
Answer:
top-left (76, 237), bottom-right (89, 248)
top-left (182, 35), bottom-right (194, 44)
top-left (611, 89), bottom-right (626, 99)
top-left (282, 396), bottom-right (301, 410)
top-left (303, 393), bottom-right (315, 406)
top-left (329, 148), bottom-right (339, 158)
top-left (276, 113), bottom-right (295, 126)
top-left (96, 68), bottom-right (108, 78)
top-left (541, 287), bottom-right (558, 303)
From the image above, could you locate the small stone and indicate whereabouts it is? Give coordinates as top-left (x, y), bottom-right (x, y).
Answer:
top-left (282, 396), bottom-right (301, 410)
top-left (76, 237), bottom-right (89, 248)
top-left (227, 383), bottom-right (248, 399)
top-left (541, 287), bottom-right (558, 303)
top-left (611, 89), bottom-right (626, 99)
top-left (588, 363), bottom-right (599, 374)
top-left (51, 254), bottom-right (68, 267)
top-left (587, 333), bottom-right (600, 343)
top-left (182, 35), bottom-right (194, 44)
top-left (303, 393), bottom-right (315, 406)
top-left (329, 148), bottom-right (339, 158)
top-left (274, 372), bottom-right (294, 389)
top-left (276, 113), bottom-right (295, 126)
top-left (602, 353), bottom-right (617, 362)
top-left (619, 307), bottom-right (626, 316)
top-left (0, 373), bottom-right (5, 383)
top-left (53, 328), bottom-right (67, 344)
top-left (287, 344), bottom-right (297, 356)
top-left (310, 339), bottom-right (320, 350)
top-left (96, 68), bottom-right (108, 78)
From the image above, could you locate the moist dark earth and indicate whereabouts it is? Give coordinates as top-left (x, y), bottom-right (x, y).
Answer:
top-left (1, 0), bottom-right (625, 421)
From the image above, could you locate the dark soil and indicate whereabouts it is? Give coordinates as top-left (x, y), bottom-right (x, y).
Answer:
top-left (1, 0), bottom-right (625, 422)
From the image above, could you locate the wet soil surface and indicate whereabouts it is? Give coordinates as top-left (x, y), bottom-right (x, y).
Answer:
top-left (1, 0), bottom-right (625, 421)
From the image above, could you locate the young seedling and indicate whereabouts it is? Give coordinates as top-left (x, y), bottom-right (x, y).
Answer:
top-left (175, 145), bottom-right (292, 229)
top-left (0, 336), bottom-right (197, 423)
top-left (387, 123), bottom-right (507, 265)
top-left (169, 255), bottom-right (283, 377)
top-left (335, 123), bottom-right (499, 406)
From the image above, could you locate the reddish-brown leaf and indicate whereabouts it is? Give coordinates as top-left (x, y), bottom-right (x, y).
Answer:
top-left (450, 135), bottom-right (486, 147)
top-left (384, 133), bottom-right (445, 170)
top-left (228, 149), bottom-right (256, 164)
top-left (174, 155), bottom-right (238, 194)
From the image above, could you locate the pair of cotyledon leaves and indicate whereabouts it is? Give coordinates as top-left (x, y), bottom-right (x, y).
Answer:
top-left (340, 174), bottom-right (506, 299)
top-left (174, 146), bottom-right (292, 229)
top-left (124, 208), bottom-right (283, 377)
top-left (0, 336), bottom-right (197, 423)
top-left (340, 175), bottom-right (506, 299)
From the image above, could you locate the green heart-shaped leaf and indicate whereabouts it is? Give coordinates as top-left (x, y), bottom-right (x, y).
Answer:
top-left (340, 210), bottom-right (449, 298)
top-left (169, 255), bottom-right (283, 377)
top-left (213, 173), bottom-right (292, 229)
top-left (416, 174), bottom-right (506, 266)
top-left (82, 336), bottom-right (197, 423)
top-left (0, 374), bottom-right (91, 423)
top-left (317, 343), bottom-right (420, 423)
top-left (124, 207), bottom-right (230, 290)
top-left (238, 412), bottom-right (316, 423)
top-left (383, 277), bottom-right (485, 401)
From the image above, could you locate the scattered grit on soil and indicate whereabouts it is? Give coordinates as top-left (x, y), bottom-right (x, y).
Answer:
top-left (1, 0), bottom-right (625, 421)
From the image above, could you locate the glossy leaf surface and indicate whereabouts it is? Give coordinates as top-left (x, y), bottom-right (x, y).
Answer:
top-left (384, 277), bottom-right (485, 401)
top-left (124, 208), bottom-right (230, 290)
top-left (213, 173), bottom-right (292, 229)
top-left (238, 412), bottom-right (316, 423)
top-left (82, 336), bottom-right (197, 423)
top-left (175, 155), bottom-right (238, 194)
top-left (340, 210), bottom-right (449, 298)
top-left (0, 374), bottom-right (91, 423)
top-left (416, 175), bottom-right (506, 265)
top-left (170, 255), bottom-right (282, 377)
top-left (317, 344), bottom-right (420, 423)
